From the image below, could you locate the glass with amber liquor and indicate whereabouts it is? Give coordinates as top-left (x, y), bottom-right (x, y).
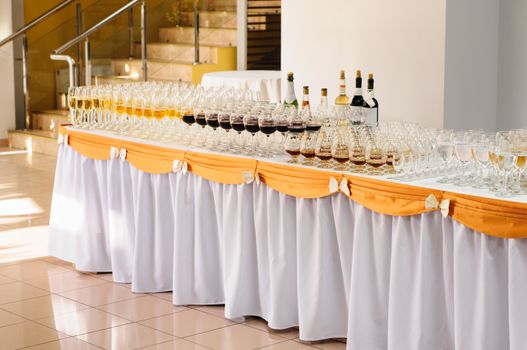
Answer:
top-left (365, 141), bottom-right (387, 174)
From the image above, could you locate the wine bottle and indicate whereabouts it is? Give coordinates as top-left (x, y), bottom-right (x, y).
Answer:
top-left (350, 70), bottom-right (364, 124)
top-left (302, 86), bottom-right (310, 108)
top-left (320, 88), bottom-right (328, 108)
top-left (284, 72), bottom-right (298, 108)
top-left (300, 86), bottom-right (312, 122)
top-left (362, 73), bottom-right (379, 125)
top-left (335, 70), bottom-right (350, 105)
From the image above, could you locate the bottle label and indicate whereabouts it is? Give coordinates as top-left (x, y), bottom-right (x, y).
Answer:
top-left (365, 97), bottom-right (375, 107)
top-left (363, 107), bottom-right (378, 126)
top-left (350, 106), bottom-right (364, 124)
top-left (354, 88), bottom-right (362, 96)
top-left (339, 80), bottom-right (346, 95)
top-left (365, 90), bottom-right (375, 107)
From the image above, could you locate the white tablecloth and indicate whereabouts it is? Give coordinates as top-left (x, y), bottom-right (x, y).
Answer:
top-left (49, 144), bottom-right (527, 350)
top-left (201, 70), bottom-right (281, 103)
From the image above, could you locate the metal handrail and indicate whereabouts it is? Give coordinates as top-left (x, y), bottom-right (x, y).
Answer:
top-left (53, 0), bottom-right (140, 54)
top-left (0, 0), bottom-right (75, 47)
top-left (51, 0), bottom-right (147, 87)
top-left (193, 0), bottom-right (200, 64)
top-left (0, 0), bottom-right (75, 130)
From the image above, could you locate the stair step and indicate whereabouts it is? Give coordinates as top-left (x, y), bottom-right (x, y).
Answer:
top-left (204, 0), bottom-right (237, 11)
top-left (159, 26), bottom-right (236, 47)
top-left (8, 130), bottom-right (59, 156)
top-left (94, 75), bottom-right (144, 85)
top-left (183, 11), bottom-right (236, 29)
top-left (111, 59), bottom-right (193, 82)
top-left (140, 43), bottom-right (222, 64)
top-left (31, 110), bottom-right (70, 133)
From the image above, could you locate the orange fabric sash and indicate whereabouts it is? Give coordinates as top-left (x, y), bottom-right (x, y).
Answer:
top-left (59, 126), bottom-right (527, 239)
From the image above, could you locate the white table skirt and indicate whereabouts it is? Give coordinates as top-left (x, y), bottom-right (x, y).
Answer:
top-left (201, 70), bottom-right (281, 103)
top-left (49, 144), bottom-right (527, 350)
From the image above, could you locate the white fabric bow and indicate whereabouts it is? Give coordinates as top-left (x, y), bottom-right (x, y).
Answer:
top-left (110, 146), bottom-right (119, 159)
top-left (57, 134), bottom-right (68, 145)
top-left (172, 160), bottom-right (188, 174)
top-left (119, 148), bottom-right (127, 161)
top-left (425, 194), bottom-right (450, 218)
top-left (329, 177), bottom-right (351, 196)
top-left (242, 171), bottom-right (260, 185)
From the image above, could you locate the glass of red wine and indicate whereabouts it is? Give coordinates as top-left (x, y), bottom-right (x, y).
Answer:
top-left (230, 108), bottom-right (246, 153)
top-left (218, 107), bottom-right (232, 150)
top-left (258, 110), bottom-right (277, 156)
top-left (243, 110), bottom-right (260, 154)
top-left (205, 105), bottom-right (220, 148)
top-left (193, 103), bottom-right (207, 147)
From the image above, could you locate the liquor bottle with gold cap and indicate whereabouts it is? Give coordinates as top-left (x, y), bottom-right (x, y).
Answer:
top-left (362, 73), bottom-right (379, 125)
top-left (335, 70), bottom-right (350, 105)
top-left (320, 88), bottom-right (328, 108)
top-left (283, 72), bottom-right (298, 108)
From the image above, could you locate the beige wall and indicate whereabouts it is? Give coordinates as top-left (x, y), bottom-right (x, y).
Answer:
top-left (281, 0), bottom-right (446, 128)
top-left (497, 0), bottom-right (527, 130)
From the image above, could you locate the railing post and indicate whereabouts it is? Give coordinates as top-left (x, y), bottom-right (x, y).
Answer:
top-left (21, 34), bottom-right (30, 130)
top-left (128, 7), bottom-right (134, 58)
top-left (193, 0), bottom-right (200, 64)
top-left (76, 2), bottom-right (82, 85)
top-left (140, 1), bottom-right (147, 81)
top-left (84, 38), bottom-right (91, 86)
top-left (51, 55), bottom-right (77, 89)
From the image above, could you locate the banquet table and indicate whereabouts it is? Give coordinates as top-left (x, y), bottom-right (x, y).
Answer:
top-left (49, 126), bottom-right (527, 350)
top-left (201, 70), bottom-right (281, 103)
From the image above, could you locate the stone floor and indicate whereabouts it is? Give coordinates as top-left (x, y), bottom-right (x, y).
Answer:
top-left (0, 148), bottom-right (346, 349)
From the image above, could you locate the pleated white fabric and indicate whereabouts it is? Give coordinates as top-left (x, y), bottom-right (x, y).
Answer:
top-left (49, 145), bottom-right (527, 350)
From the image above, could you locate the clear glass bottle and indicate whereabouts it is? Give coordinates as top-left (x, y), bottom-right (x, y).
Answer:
top-left (335, 70), bottom-right (350, 106)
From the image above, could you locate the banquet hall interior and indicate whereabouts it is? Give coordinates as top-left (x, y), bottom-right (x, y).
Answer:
top-left (0, 0), bottom-right (527, 349)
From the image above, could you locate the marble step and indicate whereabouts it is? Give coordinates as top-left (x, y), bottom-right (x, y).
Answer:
top-left (8, 130), bottom-right (58, 156)
top-left (94, 75), bottom-right (144, 85)
top-left (183, 11), bottom-right (236, 29)
top-left (30, 110), bottom-right (70, 133)
top-left (159, 26), bottom-right (236, 47)
top-left (111, 59), bottom-right (193, 82)
top-left (139, 42), bottom-right (222, 64)
top-left (204, 0), bottom-right (237, 11)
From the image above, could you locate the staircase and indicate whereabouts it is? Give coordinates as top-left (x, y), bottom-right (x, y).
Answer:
top-left (9, 0), bottom-right (237, 155)
top-left (98, 1), bottom-right (237, 84)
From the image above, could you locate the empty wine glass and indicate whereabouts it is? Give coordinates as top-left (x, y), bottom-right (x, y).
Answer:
top-left (495, 140), bottom-right (518, 197)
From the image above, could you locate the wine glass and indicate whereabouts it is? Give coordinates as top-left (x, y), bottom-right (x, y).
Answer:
top-left (284, 131), bottom-right (302, 162)
top-left (218, 107), bottom-right (232, 151)
top-left (258, 110), bottom-right (277, 156)
top-left (230, 107), bottom-right (246, 152)
top-left (348, 136), bottom-right (365, 174)
top-left (495, 140), bottom-right (518, 197)
top-left (300, 128), bottom-right (318, 164)
top-left (472, 142), bottom-right (491, 188)
top-left (365, 141), bottom-right (387, 175)
top-left (205, 104), bottom-right (220, 148)
top-left (243, 110), bottom-right (260, 154)
top-left (67, 86), bottom-right (80, 127)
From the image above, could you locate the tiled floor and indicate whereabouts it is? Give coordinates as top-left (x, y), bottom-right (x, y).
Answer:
top-left (0, 148), bottom-right (346, 349)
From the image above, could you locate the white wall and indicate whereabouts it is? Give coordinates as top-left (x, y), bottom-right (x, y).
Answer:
top-left (0, 0), bottom-right (16, 140)
top-left (497, 0), bottom-right (527, 130)
top-left (443, 0), bottom-right (499, 131)
top-left (281, 0), bottom-right (447, 128)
